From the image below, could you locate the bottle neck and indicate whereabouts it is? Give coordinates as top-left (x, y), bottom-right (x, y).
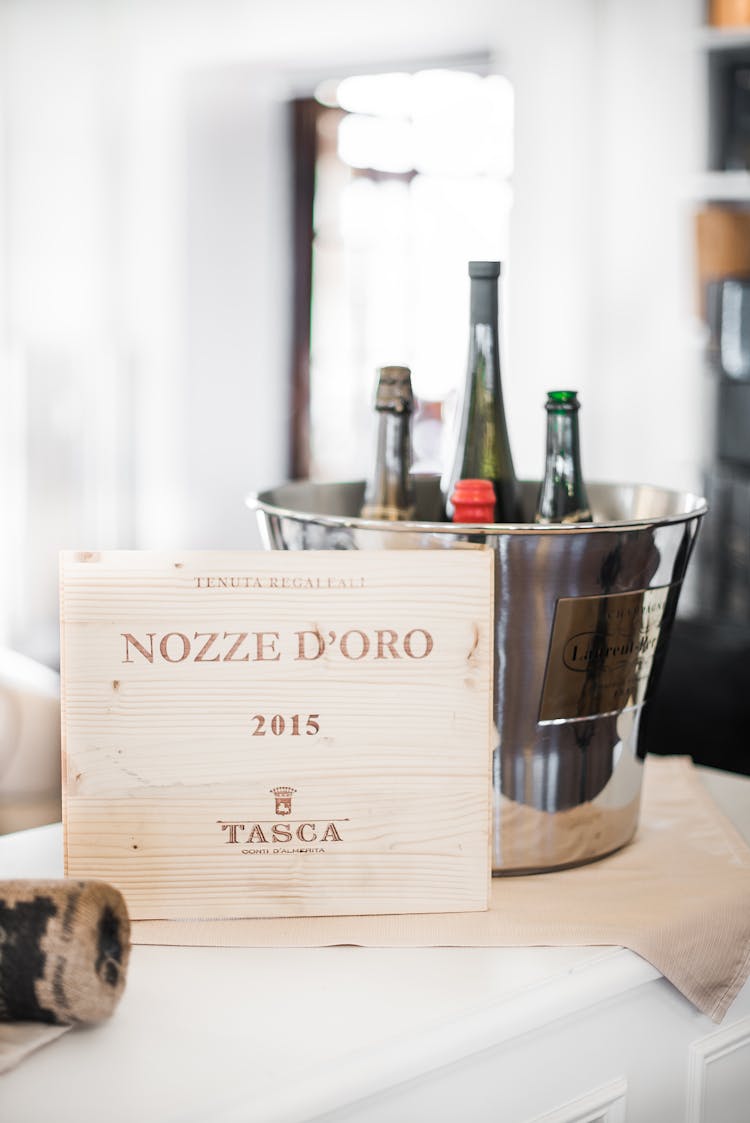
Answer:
top-left (470, 276), bottom-right (499, 327)
top-left (362, 408), bottom-right (415, 520)
top-left (536, 399), bottom-right (591, 523)
top-left (441, 270), bottom-right (520, 522)
top-left (545, 409), bottom-right (582, 463)
top-left (468, 276), bottom-right (501, 397)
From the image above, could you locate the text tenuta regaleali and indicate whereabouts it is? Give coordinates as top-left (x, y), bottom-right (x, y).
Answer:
top-left (194, 576), bottom-right (365, 590)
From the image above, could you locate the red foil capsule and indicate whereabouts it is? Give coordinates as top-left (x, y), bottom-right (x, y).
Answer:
top-left (450, 479), bottom-right (496, 523)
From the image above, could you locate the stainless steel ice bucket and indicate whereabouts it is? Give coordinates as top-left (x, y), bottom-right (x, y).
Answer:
top-left (248, 477), bottom-right (706, 873)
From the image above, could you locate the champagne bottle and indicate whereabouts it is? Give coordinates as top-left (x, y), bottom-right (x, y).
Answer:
top-left (450, 479), bottom-right (496, 523)
top-left (441, 261), bottom-right (522, 522)
top-left (360, 365), bottom-right (416, 520)
top-left (534, 390), bottom-right (592, 524)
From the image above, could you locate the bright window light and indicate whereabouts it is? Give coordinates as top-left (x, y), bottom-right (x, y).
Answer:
top-left (310, 67), bottom-right (514, 480)
top-left (335, 72), bottom-right (412, 117)
top-left (337, 114), bottom-right (414, 174)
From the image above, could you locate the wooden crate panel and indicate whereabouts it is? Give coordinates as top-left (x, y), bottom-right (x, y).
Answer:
top-left (60, 549), bottom-right (494, 919)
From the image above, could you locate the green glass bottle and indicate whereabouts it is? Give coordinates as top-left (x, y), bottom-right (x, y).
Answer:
top-left (441, 261), bottom-right (522, 522)
top-left (534, 390), bottom-right (592, 524)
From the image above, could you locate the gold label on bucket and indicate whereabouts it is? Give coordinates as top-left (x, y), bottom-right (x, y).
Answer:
top-left (538, 586), bottom-right (671, 722)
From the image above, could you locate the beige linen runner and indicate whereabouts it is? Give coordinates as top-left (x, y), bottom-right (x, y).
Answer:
top-left (133, 757), bottom-right (750, 1023)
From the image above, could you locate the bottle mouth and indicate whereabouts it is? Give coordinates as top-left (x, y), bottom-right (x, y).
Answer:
top-left (469, 261), bottom-right (501, 279)
top-left (546, 390), bottom-right (580, 411)
top-left (374, 365), bottom-right (414, 412)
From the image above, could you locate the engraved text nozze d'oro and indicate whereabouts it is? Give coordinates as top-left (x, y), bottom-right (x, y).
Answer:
top-left (121, 627), bottom-right (434, 664)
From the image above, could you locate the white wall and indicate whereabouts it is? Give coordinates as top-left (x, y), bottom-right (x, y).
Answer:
top-left (586, 0), bottom-right (705, 495)
top-left (502, 0), bottom-right (601, 482)
top-left (0, 0), bottom-right (705, 660)
top-left (184, 66), bottom-right (290, 547)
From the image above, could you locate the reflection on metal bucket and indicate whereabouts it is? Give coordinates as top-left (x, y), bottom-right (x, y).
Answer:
top-left (248, 477), bottom-right (706, 874)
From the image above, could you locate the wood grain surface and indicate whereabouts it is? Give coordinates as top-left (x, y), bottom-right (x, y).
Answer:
top-left (60, 550), bottom-right (494, 919)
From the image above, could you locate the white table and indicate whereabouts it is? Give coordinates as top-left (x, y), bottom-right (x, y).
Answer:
top-left (2, 767), bottom-right (750, 1123)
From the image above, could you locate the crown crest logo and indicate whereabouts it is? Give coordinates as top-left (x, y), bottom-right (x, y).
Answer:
top-left (270, 786), bottom-right (297, 816)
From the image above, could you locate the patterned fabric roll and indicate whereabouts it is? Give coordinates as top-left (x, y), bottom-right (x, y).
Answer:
top-left (0, 880), bottom-right (130, 1025)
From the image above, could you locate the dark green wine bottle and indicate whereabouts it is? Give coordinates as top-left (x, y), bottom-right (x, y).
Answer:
top-left (441, 261), bottom-right (522, 522)
top-left (534, 390), bottom-right (592, 524)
